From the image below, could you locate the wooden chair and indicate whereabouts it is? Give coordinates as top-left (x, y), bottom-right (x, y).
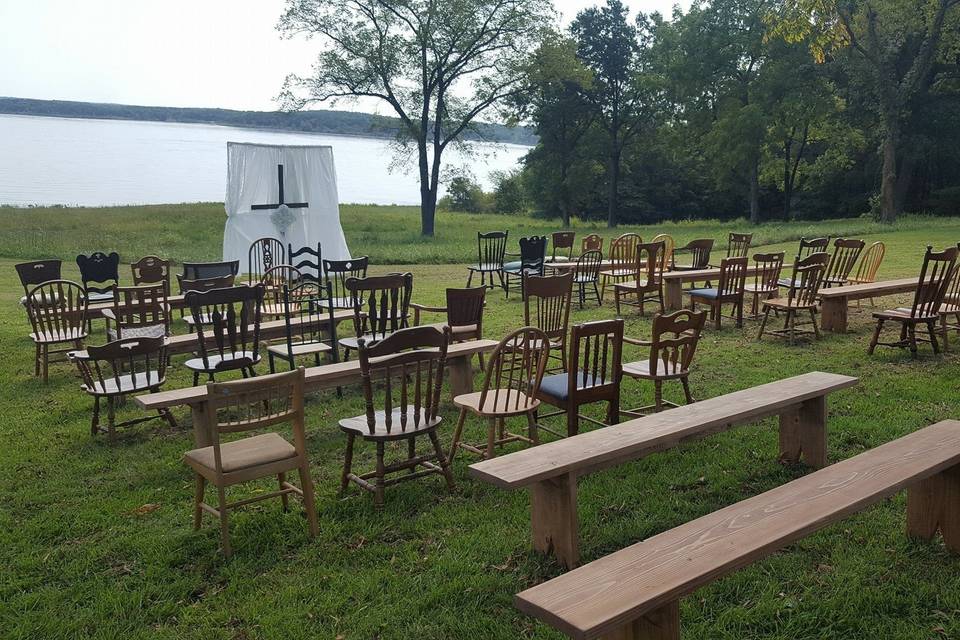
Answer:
top-left (70, 336), bottom-right (175, 438)
top-left (449, 327), bottom-right (550, 462)
top-left (546, 231), bottom-right (575, 263)
top-left (504, 236), bottom-right (547, 298)
top-left (848, 241), bottom-right (886, 306)
top-left (16, 259), bottom-right (62, 304)
top-left (103, 284), bottom-right (170, 341)
top-left (267, 282), bottom-right (337, 372)
top-left (24, 280), bottom-right (88, 382)
top-left (339, 272), bottom-right (413, 358)
top-left (76, 251), bottom-right (120, 304)
top-left (572, 250), bottom-right (603, 308)
top-left (621, 309), bottom-right (706, 415)
top-left (726, 232), bottom-right (752, 259)
top-left (759, 252), bottom-right (829, 344)
top-left (247, 237), bottom-right (285, 283)
top-left (339, 326), bottom-right (455, 507)
top-left (322, 256), bottom-right (368, 310)
top-left (599, 233), bottom-right (641, 301)
top-left (688, 256), bottom-right (748, 329)
top-left (671, 238), bottom-right (713, 271)
top-left (131, 256), bottom-right (171, 287)
top-left (184, 284), bottom-right (264, 385)
top-left (580, 234), bottom-right (603, 254)
top-left (467, 231), bottom-right (508, 290)
top-left (288, 242), bottom-right (323, 283)
top-left (182, 260), bottom-right (240, 281)
top-left (523, 272), bottom-right (573, 373)
top-left (183, 367), bottom-right (318, 558)
top-left (651, 233), bottom-right (674, 270)
top-left (745, 252), bottom-right (785, 318)
top-left (822, 238), bottom-right (865, 288)
top-left (535, 319), bottom-right (623, 436)
top-left (178, 274), bottom-right (237, 326)
top-left (613, 241), bottom-right (665, 316)
top-left (938, 255), bottom-right (960, 351)
top-left (261, 264), bottom-right (303, 317)
top-left (869, 245), bottom-right (958, 357)
top-left (779, 237), bottom-right (830, 289)
top-left (411, 286), bottom-right (486, 368)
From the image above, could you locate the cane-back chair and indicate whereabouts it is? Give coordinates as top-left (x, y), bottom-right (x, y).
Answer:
top-left (184, 284), bottom-right (264, 385)
top-left (868, 245), bottom-right (958, 357)
top-left (449, 327), bottom-right (550, 462)
top-left (183, 367), bottom-right (318, 557)
top-left (322, 256), bottom-right (369, 310)
top-left (744, 252), bottom-right (785, 318)
top-left (599, 233), bottom-right (641, 301)
top-left (70, 336), bottom-right (175, 439)
top-left (339, 326), bottom-right (455, 506)
top-left (16, 259), bottom-right (62, 304)
top-left (613, 241), bottom-right (665, 316)
top-left (339, 273), bottom-right (413, 357)
top-left (467, 231), bottom-right (508, 290)
top-left (572, 250), bottom-right (603, 308)
top-left (536, 319), bottom-right (623, 437)
top-left (247, 237), bottom-right (285, 284)
top-left (671, 239), bottom-right (714, 271)
top-left (131, 256), bottom-right (171, 287)
top-left (76, 251), bottom-right (120, 303)
top-left (651, 234), bottom-right (675, 271)
top-left (759, 252), bottom-right (829, 344)
top-left (103, 283), bottom-right (170, 341)
top-left (822, 238), bottom-right (866, 288)
top-left (688, 256), bottom-right (749, 329)
top-left (25, 280), bottom-right (88, 382)
top-left (504, 236), bottom-right (547, 298)
top-left (288, 242), bottom-right (323, 283)
top-left (621, 310), bottom-right (706, 415)
top-left (267, 282), bottom-right (337, 372)
top-left (523, 272), bottom-right (573, 373)
top-left (581, 234), bottom-right (604, 254)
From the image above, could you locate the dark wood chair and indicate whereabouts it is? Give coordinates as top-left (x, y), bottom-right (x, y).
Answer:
top-left (688, 256), bottom-right (748, 329)
top-left (822, 238), bottom-right (866, 288)
top-left (572, 250), bottom-right (603, 308)
top-left (178, 273), bottom-right (237, 326)
top-left (671, 239), bottom-right (713, 271)
top-left (599, 233), bottom-right (641, 301)
top-left (869, 245), bottom-right (958, 357)
top-left (184, 284), bottom-right (264, 385)
top-left (726, 232), bottom-right (753, 259)
top-left (621, 310), bottom-right (706, 415)
top-left (103, 283), bottom-right (170, 341)
top-left (288, 242), bottom-right (323, 283)
top-left (411, 286), bottom-right (487, 368)
top-left (339, 326), bottom-right (455, 507)
top-left (745, 252), bottom-right (785, 318)
top-left (535, 319), bottom-right (623, 436)
top-left (16, 259), bottom-right (62, 304)
top-left (131, 256), bottom-right (171, 287)
top-left (779, 236), bottom-right (830, 288)
top-left (523, 272), bottom-right (573, 373)
top-left (467, 231), bottom-right (508, 290)
top-left (449, 327), bottom-right (550, 462)
top-left (70, 336), bottom-right (175, 439)
top-left (261, 264), bottom-right (303, 317)
top-left (24, 280), bottom-right (88, 382)
top-left (613, 241), bottom-right (665, 316)
top-left (581, 234), bottom-right (603, 254)
top-left (504, 236), bottom-right (547, 298)
top-left (248, 237), bottom-right (285, 283)
top-left (759, 252), bottom-right (830, 344)
top-left (76, 251), bottom-right (120, 304)
top-left (938, 252), bottom-right (960, 351)
top-left (182, 260), bottom-right (240, 281)
top-left (183, 367), bottom-right (318, 558)
top-left (546, 231), bottom-right (576, 263)
top-left (339, 272), bottom-right (413, 358)
top-left (322, 256), bottom-right (369, 310)
top-left (267, 282), bottom-right (337, 372)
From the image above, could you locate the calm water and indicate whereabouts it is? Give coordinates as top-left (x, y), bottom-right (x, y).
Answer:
top-left (0, 114), bottom-right (530, 207)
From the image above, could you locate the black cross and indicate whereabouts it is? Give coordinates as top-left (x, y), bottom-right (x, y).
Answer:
top-left (251, 164), bottom-right (309, 210)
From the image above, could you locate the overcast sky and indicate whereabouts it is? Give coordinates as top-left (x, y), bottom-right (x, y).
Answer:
top-left (1, 0), bottom-right (690, 113)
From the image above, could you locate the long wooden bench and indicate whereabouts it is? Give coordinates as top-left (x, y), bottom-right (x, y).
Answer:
top-left (819, 277), bottom-right (920, 332)
top-left (515, 419), bottom-right (960, 639)
top-left (469, 372), bottom-right (858, 568)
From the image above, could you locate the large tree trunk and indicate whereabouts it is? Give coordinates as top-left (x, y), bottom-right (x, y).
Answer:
top-left (607, 147), bottom-right (620, 228)
top-left (879, 128), bottom-right (899, 224)
top-left (417, 139), bottom-right (435, 237)
top-left (749, 157), bottom-right (760, 225)
top-left (559, 162), bottom-right (571, 228)
top-left (783, 139), bottom-right (793, 221)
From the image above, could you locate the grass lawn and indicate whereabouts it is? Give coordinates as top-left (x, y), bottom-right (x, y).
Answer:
top-left (2, 205), bottom-right (960, 639)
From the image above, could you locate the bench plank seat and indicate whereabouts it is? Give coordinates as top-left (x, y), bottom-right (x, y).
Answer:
top-left (818, 277), bottom-right (919, 333)
top-left (516, 419), bottom-right (960, 640)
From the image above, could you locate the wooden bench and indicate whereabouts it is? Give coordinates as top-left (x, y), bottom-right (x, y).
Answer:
top-left (661, 263), bottom-right (792, 311)
top-left (469, 372), bottom-right (858, 568)
top-left (515, 419), bottom-right (960, 639)
top-left (136, 338), bottom-right (499, 447)
top-left (819, 277), bottom-right (920, 333)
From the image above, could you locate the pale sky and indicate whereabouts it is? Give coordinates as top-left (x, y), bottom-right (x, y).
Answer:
top-left (0, 0), bottom-right (691, 113)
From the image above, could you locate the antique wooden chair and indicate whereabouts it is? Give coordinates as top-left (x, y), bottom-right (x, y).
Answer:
top-left (260, 264), bottom-right (303, 318)
top-left (449, 326), bottom-right (550, 462)
top-left (546, 231), bottom-right (576, 263)
top-left (523, 272), bottom-right (573, 373)
top-left (322, 256), bottom-right (369, 310)
top-left (287, 242), bottom-right (323, 283)
top-left (779, 237), bottom-right (830, 289)
top-left (247, 237), bottom-right (285, 283)
top-left (621, 310), bottom-right (706, 415)
top-left (744, 252), bottom-right (785, 318)
top-left (581, 234), bottom-right (604, 254)
top-left (848, 241), bottom-right (886, 306)
top-left (183, 367), bottom-right (318, 558)
top-left (535, 319), bottom-right (623, 437)
top-left (339, 326), bottom-right (455, 507)
top-left (76, 251), bottom-right (120, 308)
top-left (688, 256), bottom-right (748, 329)
top-left (179, 274), bottom-right (237, 326)
top-left (184, 284), bottom-right (264, 385)
top-left (759, 252), bottom-right (829, 344)
top-left (651, 233), bottom-right (675, 270)
top-left (938, 256), bottom-right (960, 351)
top-left (572, 250), bottom-right (603, 308)
top-left (267, 282), bottom-right (337, 372)
top-left (822, 238), bottom-right (866, 288)
top-left (340, 272), bottom-right (413, 359)
top-left (70, 336), bottom-right (175, 439)
top-left (467, 231), bottom-right (508, 290)
top-left (411, 286), bottom-right (486, 368)
top-left (131, 256), bottom-right (171, 287)
top-left (671, 239), bottom-right (714, 271)
top-left (16, 259), bottom-right (62, 304)
top-left (869, 246), bottom-right (958, 357)
top-left (103, 283), bottom-right (170, 341)
top-left (599, 233), bottom-right (641, 301)
top-left (726, 232), bottom-right (753, 259)
top-left (182, 260), bottom-right (240, 281)
top-left (613, 241), bottom-right (665, 316)
top-left (504, 236), bottom-right (547, 298)
top-left (25, 280), bottom-right (88, 382)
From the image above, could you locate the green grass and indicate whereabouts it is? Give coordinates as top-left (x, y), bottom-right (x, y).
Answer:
top-left (2, 206), bottom-right (960, 639)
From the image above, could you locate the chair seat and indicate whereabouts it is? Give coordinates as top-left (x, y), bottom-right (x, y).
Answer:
top-left (538, 371), bottom-right (602, 401)
top-left (85, 291), bottom-right (114, 302)
top-left (873, 307), bottom-right (937, 322)
top-left (339, 409), bottom-right (442, 440)
top-left (420, 322), bottom-right (480, 338)
top-left (85, 370), bottom-right (165, 395)
top-left (688, 287), bottom-right (721, 299)
top-left (453, 390), bottom-right (540, 417)
top-left (315, 297), bottom-right (354, 310)
top-left (600, 269), bottom-right (635, 278)
top-left (622, 359), bottom-right (687, 380)
top-left (184, 432), bottom-right (297, 474)
top-left (744, 284), bottom-right (777, 294)
top-left (469, 263), bottom-right (503, 272)
top-left (29, 328), bottom-right (87, 344)
top-left (503, 260), bottom-right (521, 271)
top-left (184, 351), bottom-right (260, 372)
top-left (266, 341), bottom-right (331, 357)
top-left (107, 323), bottom-right (166, 341)
top-left (339, 332), bottom-right (401, 350)
top-left (613, 279), bottom-right (653, 291)
top-left (777, 278), bottom-right (799, 288)
top-left (940, 303), bottom-right (960, 315)
top-left (763, 297), bottom-right (816, 311)
top-left (573, 275), bottom-right (597, 284)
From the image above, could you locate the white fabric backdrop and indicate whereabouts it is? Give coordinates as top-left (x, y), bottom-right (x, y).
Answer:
top-left (223, 142), bottom-right (350, 273)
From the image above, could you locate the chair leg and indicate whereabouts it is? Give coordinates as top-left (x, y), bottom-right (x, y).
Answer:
top-left (278, 472), bottom-right (289, 511)
top-left (714, 302), bottom-right (721, 330)
top-left (374, 441), bottom-right (386, 507)
top-left (942, 315), bottom-right (950, 352)
top-left (34, 342), bottom-right (41, 378)
top-left (810, 308), bottom-right (821, 339)
top-left (192, 371), bottom-right (200, 386)
top-left (736, 297), bottom-right (744, 328)
top-left (216, 484), bottom-right (232, 558)
top-left (928, 321), bottom-right (940, 354)
top-left (340, 433), bottom-right (355, 494)
top-left (486, 419), bottom-right (497, 459)
top-left (90, 396), bottom-right (100, 435)
top-left (868, 319), bottom-right (884, 354)
top-left (193, 474), bottom-right (205, 530)
top-left (467, 269), bottom-right (474, 287)
top-left (527, 411), bottom-right (541, 445)
top-left (448, 408), bottom-right (468, 464)
top-left (268, 352), bottom-right (276, 374)
top-left (106, 396), bottom-right (116, 440)
top-left (298, 462), bottom-right (319, 537)
top-left (566, 405), bottom-right (578, 437)
top-left (428, 430), bottom-right (456, 491)
top-left (681, 377), bottom-right (694, 404)
top-left (614, 288), bottom-right (622, 315)
top-left (654, 380), bottom-right (664, 412)
top-left (593, 281), bottom-right (602, 306)
top-left (42, 344), bottom-right (49, 383)
top-left (908, 323), bottom-right (919, 358)
top-left (407, 437), bottom-right (417, 474)
top-left (758, 307), bottom-right (770, 339)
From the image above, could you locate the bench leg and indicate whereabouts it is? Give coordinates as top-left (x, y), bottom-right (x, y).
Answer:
top-left (190, 401), bottom-right (213, 448)
top-left (664, 280), bottom-right (682, 311)
top-left (778, 396), bottom-right (827, 469)
top-left (531, 473), bottom-right (579, 569)
top-left (600, 601), bottom-right (680, 640)
top-left (906, 465), bottom-right (960, 553)
top-left (447, 355), bottom-right (475, 401)
top-left (820, 297), bottom-right (848, 333)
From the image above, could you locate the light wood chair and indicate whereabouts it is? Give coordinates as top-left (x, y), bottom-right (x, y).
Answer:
top-left (613, 241), bottom-right (665, 316)
top-left (572, 250), bottom-right (603, 308)
top-left (651, 233), bottom-right (674, 270)
top-left (184, 284), bottom-right (264, 384)
top-left (523, 272), bottom-right (573, 373)
top-left (103, 283), bottom-right (170, 342)
top-left (848, 241), bottom-right (886, 306)
top-left (247, 237), bottom-right (285, 284)
top-left (759, 252), bottom-right (829, 344)
top-left (449, 327), bottom-right (550, 462)
top-left (688, 256), bottom-right (748, 329)
top-left (267, 282), bottom-right (337, 372)
top-left (599, 233), bottom-right (641, 301)
top-left (339, 272), bottom-right (413, 359)
top-left (744, 252), bottom-right (785, 319)
top-left (25, 279), bottom-right (88, 382)
top-left (261, 264), bottom-right (303, 317)
top-left (938, 253), bottom-right (960, 351)
top-left (621, 310), bottom-right (706, 415)
top-left (822, 238), bottom-right (865, 288)
top-left (339, 326), bottom-right (455, 507)
top-left (131, 256), bottom-right (171, 287)
top-left (411, 286), bottom-right (486, 369)
top-left (183, 367), bottom-right (318, 558)
top-left (467, 231), bottom-right (508, 290)
top-left (535, 319), bottom-right (623, 436)
top-left (580, 234), bottom-right (603, 254)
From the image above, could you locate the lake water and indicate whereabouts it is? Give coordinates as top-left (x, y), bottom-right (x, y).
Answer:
top-left (0, 114), bottom-right (530, 207)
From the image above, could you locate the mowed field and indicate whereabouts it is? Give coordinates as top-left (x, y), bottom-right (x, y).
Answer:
top-left (2, 205), bottom-right (960, 639)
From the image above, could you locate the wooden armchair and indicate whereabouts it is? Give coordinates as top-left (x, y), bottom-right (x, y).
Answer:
top-left (759, 252), bottom-right (829, 344)
top-left (339, 326), bottom-right (455, 506)
top-left (535, 319), bottom-right (623, 436)
top-left (572, 250), bottom-right (603, 308)
top-left (621, 310), bottom-right (706, 415)
top-left (599, 233), bottom-right (641, 301)
top-left (822, 238), bottom-right (866, 288)
top-left (267, 282), bottom-right (337, 372)
top-left (247, 237), bottom-right (285, 283)
top-left (411, 286), bottom-right (486, 367)
top-left (25, 279), bottom-right (88, 382)
top-left (103, 283), bottom-right (170, 342)
top-left (340, 272), bottom-right (413, 358)
top-left (523, 272), bottom-right (573, 373)
top-left (131, 256), bottom-right (171, 287)
top-left (688, 256), bottom-right (748, 329)
top-left (745, 252), bottom-right (785, 318)
top-left (183, 367), bottom-right (318, 557)
top-left (612, 241), bottom-right (665, 316)
top-left (184, 284), bottom-right (264, 385)
top-left (467, 231), bottom-right (508, 290)
top-left (671, 239), bottom-right (714, 271)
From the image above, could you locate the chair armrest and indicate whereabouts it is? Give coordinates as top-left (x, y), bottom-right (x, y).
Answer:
top-left (623, 336), bottom-right (653, 347)
top-left (410, 302), bottom-right (447, 326)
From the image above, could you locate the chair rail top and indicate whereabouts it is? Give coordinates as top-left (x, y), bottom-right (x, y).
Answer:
top-left (469, 371), bottom-right (858, 489)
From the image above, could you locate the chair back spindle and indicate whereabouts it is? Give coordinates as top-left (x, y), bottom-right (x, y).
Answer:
top-left (478, 327), bottom-right (551, 414)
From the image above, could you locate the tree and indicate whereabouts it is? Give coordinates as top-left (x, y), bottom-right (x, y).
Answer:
top-left (277, 0), bottom-right (550, 236)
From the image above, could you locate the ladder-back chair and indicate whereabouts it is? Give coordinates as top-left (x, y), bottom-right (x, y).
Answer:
top-left (599, 233), bottom-right (641, 301)
top-left (759, 252), bottom-right (829, 344)
top-left (247, 237), bottom-right (285, 284)
top-left (267, 282), bottom-right (338, 372)
top-left (613, 241), bottom-right (665, 316)
top-left (25, 280), bottom-right (88, 382)
top-left (523, 272), bottom-right (573, 373)
top-left (340, 272), bottom-right (413, 358)
top-left (467, 231), bottom-right (508, 290)
top-left (184, 284), bottom-right (264, 385)
top-left (688, 256), bottom-right (748, 329)
top-left (288, 242), bottom-right (323, 283)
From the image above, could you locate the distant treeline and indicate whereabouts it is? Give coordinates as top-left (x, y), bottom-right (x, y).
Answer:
top-left (0, 97), bottom-right (536, 146)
